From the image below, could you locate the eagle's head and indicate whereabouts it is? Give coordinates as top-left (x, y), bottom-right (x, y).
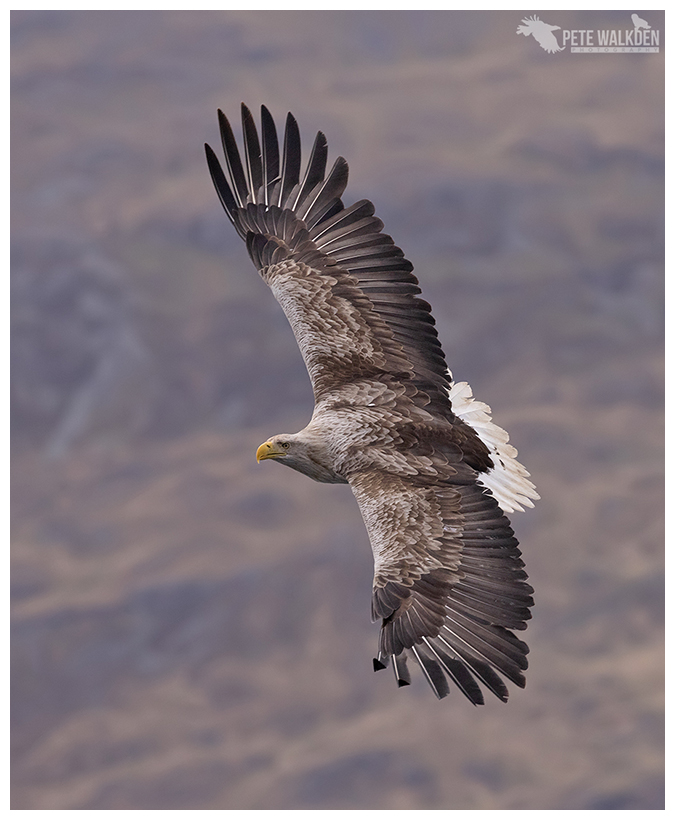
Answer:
top-left (256, 433), bottom-right (346, 483)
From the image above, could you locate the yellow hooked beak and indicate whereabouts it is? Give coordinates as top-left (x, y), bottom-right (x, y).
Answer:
top-left (256, 440), bottom-right (285, 462)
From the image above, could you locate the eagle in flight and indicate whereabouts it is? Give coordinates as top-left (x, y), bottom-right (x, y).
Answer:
top-left (205, 105), bottom-right (539, 704)
top-left (516, 15), bottom-right (564, 53)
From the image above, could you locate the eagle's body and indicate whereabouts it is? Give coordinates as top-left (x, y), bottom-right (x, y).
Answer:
top-left (206, 106), bottom-right (538, 703)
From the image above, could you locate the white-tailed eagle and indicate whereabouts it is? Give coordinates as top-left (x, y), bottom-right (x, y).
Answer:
top-left (205, 105), bottom-right (539, 704)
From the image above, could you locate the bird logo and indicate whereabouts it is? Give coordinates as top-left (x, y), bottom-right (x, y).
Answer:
top-left (516, 15), bottom-right (565, 53)
top-left (631, 13), bottom-right (651, 31)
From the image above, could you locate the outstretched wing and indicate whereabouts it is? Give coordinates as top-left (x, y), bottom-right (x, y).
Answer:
top-left (350, 470), bottom-right (533, 703)
top-left (205, 104), bottom-right (471, 428)
top-left (206, 106), bottom-right (540, 508)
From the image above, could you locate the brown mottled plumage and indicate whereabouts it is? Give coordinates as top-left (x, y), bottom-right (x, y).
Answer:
top-left (205, 105), bottom-right (538, 704)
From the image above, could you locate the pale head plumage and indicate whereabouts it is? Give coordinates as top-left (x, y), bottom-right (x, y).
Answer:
top-left (256, 431), bottom-right (347, 484)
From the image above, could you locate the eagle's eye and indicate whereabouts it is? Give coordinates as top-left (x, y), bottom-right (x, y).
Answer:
top-left (281, 441), bottom-right (290, 449)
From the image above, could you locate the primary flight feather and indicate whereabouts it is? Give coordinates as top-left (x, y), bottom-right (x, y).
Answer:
top-left (205, 104), bottom-right (539, 704)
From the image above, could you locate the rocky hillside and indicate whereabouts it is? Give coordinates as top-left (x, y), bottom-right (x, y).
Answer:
top-left (11, 9), bottom-right (664, 810)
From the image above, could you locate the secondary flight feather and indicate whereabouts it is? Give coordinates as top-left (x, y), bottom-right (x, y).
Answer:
top-left (205, 104), bottom-right (539, 704)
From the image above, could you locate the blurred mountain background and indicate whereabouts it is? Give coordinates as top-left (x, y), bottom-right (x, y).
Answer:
top-left (11, 9), bottom-right (664, 810)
